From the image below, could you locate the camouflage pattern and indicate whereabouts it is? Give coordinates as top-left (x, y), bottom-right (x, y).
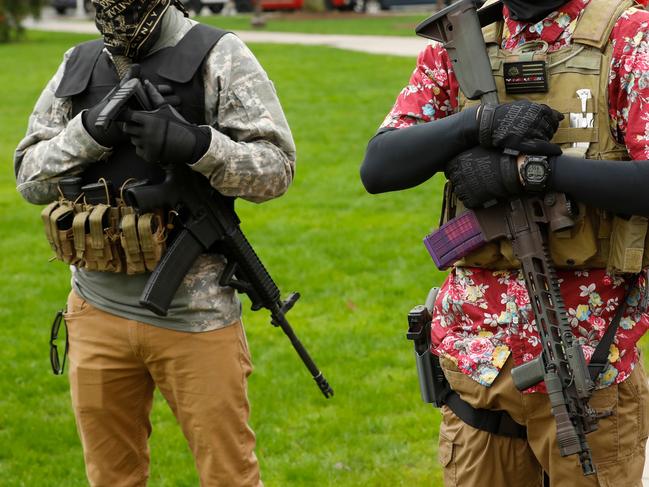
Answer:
top-left (14, 6), bottom-right (296, 332)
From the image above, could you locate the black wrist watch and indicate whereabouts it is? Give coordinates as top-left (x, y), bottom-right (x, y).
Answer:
top-left (520, 155), bottom-right (550, 192)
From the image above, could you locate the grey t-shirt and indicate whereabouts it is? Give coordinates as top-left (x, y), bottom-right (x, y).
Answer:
top-left (73, 254), bottom-right (242, 332)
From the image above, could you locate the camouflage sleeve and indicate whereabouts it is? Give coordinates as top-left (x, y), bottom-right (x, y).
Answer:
top-left (191, 33), bottom-right (297, 204)
top-left (14, 48), bottom-right (112, 205)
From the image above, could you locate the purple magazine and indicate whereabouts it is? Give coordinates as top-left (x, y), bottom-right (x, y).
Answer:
top-left (423, 211), bottom-right (487, 270)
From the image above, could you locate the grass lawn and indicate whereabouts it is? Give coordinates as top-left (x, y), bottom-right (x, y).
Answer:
top-left (196, 12), bottom-right (428, 36)
top-left (2, 29), bottom-right (648, 487)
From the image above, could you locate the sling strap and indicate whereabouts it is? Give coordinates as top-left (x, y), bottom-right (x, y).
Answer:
top-left (588, 274), bottom-right (640, 382)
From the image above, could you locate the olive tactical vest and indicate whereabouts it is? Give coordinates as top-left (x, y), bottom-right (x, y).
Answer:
top-left (443, 0), bottom-right (647, 274)
top-left (55, 24), bottom-right (228, 189)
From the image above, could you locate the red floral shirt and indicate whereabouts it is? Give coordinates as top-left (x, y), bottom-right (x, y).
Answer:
top-left (382, 0), bottom-right (649, 391)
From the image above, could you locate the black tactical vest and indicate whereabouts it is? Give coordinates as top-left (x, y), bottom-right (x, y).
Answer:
top-left (55, 24), bottom-right (228, 189)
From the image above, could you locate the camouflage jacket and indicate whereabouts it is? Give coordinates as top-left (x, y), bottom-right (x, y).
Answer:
top-left (13, 7), bottom-right (296, 331)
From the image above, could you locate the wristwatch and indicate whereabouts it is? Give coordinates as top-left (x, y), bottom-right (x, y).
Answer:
top-left (519, 155), bottom-right (550, 192)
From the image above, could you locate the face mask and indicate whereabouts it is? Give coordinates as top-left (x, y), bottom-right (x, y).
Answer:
top-left (502, 0), bottom-right (569, 23)
top-left (92, 0), bottom-right (186, 60)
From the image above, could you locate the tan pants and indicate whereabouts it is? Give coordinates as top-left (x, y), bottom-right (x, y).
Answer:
top-left (439, 356), bottom-right (649, 487)
top-left (64, 290), bottom-right (262, 487)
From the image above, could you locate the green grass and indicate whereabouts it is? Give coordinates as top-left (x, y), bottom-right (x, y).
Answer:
top-left (0, 30), bottom-right (444, 486)
top-left (197, 12), bottom-right (428, 36)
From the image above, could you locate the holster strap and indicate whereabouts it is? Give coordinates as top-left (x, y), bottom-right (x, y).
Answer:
top-left (443, 388), bottom-right (528, 439)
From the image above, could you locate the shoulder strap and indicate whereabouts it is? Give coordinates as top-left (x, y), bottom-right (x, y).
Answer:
top-left (588, 274), bottom-right (640, 381)
top-left (573, 0), bottom-right (636, 51)
top-left (156, 24), bottom-right (230, 83)
top-left (55, 39), bottom-right (104, 98)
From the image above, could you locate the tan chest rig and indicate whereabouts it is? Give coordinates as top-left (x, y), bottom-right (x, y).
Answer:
top-left (443, 0), bottom-right (648, 274)
top-left (41, 178), bottom-right (168, 275)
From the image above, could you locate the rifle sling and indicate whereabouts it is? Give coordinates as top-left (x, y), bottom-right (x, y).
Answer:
top-left (588, 274), bottom-right (640, 382)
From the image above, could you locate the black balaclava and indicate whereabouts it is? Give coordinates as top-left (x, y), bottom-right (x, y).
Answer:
top-left (502, 0), bottom-right (570, 23)
top-left (92, 0), bottom-right (188, 61)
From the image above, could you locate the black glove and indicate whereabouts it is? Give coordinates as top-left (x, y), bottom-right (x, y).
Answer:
top-left (122, 82), bottom-right (211, 165)
top-left (82, 88), bottom-right (132, 148)
top-left (477, 101), bottom-right (564, 156)
top-left (155, 84), bottom-right (181, 108)
top-left (445, 146), bottom-right (524, 209)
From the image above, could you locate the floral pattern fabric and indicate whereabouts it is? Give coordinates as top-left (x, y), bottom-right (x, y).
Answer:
top-left (381, 0), bottom-right (649, 392)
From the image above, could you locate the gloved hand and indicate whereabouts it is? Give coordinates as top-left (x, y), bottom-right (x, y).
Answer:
top-left (122, 81), bottom-right (211, 165)
top-left (82, 87), bottom-right (132, 148)
top-left (477, 101), bottom-right (564, 156)
top-left (445, 146), bottom-right (525, 209)
top-left (155, 84), bottom-right (181, 108)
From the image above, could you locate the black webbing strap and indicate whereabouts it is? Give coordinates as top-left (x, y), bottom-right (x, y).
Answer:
top-left (440, 387), bottom-right (528, 439)
top-left (588, 274), bottom-right (640, 382)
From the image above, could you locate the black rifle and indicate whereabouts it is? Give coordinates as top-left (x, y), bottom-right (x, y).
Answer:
top-left (97, 79), bottom-right (333, 399)
top-left (416, 0), bottom-right (599, 475)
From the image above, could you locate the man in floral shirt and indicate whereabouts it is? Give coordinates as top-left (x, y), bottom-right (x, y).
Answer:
top-left (362, 0), bottom-right (649, 485)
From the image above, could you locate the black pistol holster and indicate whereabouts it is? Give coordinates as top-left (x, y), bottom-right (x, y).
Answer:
top-left (406, 287), bottom-right (527, 439)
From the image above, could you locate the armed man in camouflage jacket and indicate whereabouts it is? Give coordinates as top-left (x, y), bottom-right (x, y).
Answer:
top-left (14, 1), bottom-right (295, 485)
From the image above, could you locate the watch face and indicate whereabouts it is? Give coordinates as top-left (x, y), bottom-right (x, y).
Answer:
top-left (525, 162), bottom-right (547, 183)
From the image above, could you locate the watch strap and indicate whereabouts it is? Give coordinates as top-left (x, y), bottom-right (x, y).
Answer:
top-left (500, 154), bottom-right (523, 195)
top-left (478, 104), bottom-right (497, 148)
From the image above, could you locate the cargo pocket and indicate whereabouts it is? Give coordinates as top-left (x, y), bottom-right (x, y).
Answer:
top-left (587, 384), bottom-right (618, 465)
top-left (592, 366), bottom-right (649, 487)
top-left (618, 363), bottom-right (649, 448)
top-left (438, 432), bottom-right (456, 487)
